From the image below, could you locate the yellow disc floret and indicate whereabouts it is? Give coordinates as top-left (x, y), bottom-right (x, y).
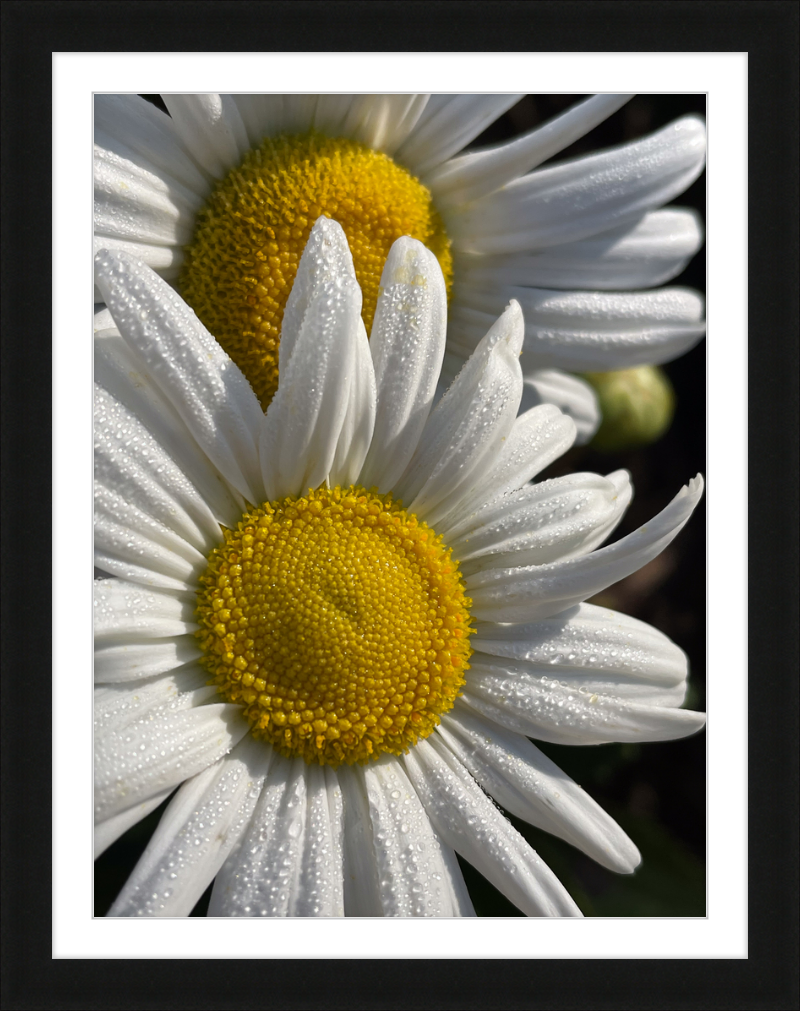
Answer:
top-left (196, 486), bottom-right (473, 767)
top-left (180, 132), bottom-right (453, 408)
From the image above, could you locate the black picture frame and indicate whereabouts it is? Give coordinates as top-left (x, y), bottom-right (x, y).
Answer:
top-left (2, 2), bottom-right (797, 1009)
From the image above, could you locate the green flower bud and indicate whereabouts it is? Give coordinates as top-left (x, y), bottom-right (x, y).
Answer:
top-left (583, 366), bottom-right (675, 452)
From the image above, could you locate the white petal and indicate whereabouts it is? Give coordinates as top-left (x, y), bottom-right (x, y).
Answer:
top-left (462, 661), bottom-right (706, 745)
top-left (455, 209), bottom-right (704, 291)
top-left (280, 95), bottom-right (320, 134)
top-left (312, 94), bottom-right (357, 136)
top-left (94, 332), bottom-right (244, 528)
top-left (95, 126), bottom-right (206, 216)
top-left (453, 470), bottom-right (632, 573)
top-left (358, 237), bottom-right (448, 491)
top-left (94, 384), bottom-right (224, 552)
top-left (95, 788), bottom-right (174, 859)
top-left (260, 218), bottom-right (361, 499)
top-left (94, 638), bottom-right (201, 683)
top-left (437, 405), bottom-right (577, 539)
top-left (107, 736), bottom-right (271, 916)
top-left (93, 233), bottom-right (185, 278)
top-left (447, 115), bottom-right (706, 254)
top-left (361, 757), bottom-right (474, 916)
top-left (94, 142), bottom-right (195, 247)
top-left (439, 705), bottom-right (640, 872)
top-left (403, 739), bottom-right (581, 916)
top-left (450, 286), bottom-right (705, 372)
top-left (473, 601), bottom-right (689, 688)
top-left (94, 578), bottom-right (198, 642)
top-left (94, 94), bottom-right (211, 196)
top-left (94, 666), bottom-right (214, 726)
top-left (396, 94), bottom-right (524, 176)
top-left (393, 301), bottom-right (524, 523)
top-left (231, 94), bottom-right (285, 145)
top-left (342, 94), bottom-right (430, 155)
top-left (94, 481), bottom-right (206, 588)
top-left (209, 755), bottom-right (344, 916)
top-left (94, 702), bottom-right (248, 821)
top-left (292, 765), bottom-right (344, 916)
top-left (328, 317), bottom-right (377, 488)
top-left (429, 94), bottom-right (633, 206)
top-left (468, 475), bottom-right (704, 622)
top-left (94, 250), bottom-right (266, 503)
top-left (277, 215), bottom-right (358, 380)
top-left (161, 94), bottom-right (249, 179)
top-left (519, 370), bottom-right (600, 445)
top-left (339, 767), bottom-right (383, 915)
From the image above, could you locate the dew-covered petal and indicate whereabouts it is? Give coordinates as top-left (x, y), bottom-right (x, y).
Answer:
top-left (94, 638), bottom-right (202, 683)
top-left (260, 218), bottom-right (361, 500)
top-left (94, 384), bottom-right (224, 553)
top-left (437, 405), bottom-right (577, 539)
top-left (94, 665), bottom-right (215, 726)
top-left (396, 94), bottom-right (524, 176)
top-left (358, 238), bottom-right (448, 491)
top-left (453, 471), bottom-right (632, 573)
top-left (393, 301), bottom-right (524, 523)
top-left (95, 126), bottom-right (206, 217)
top-left (107, 736), bottom-right (271, 916)
top-left (94, 142), bottom-right (196, 248)
top-left (462, 658), bottom-right (705, 745)
top-left (403, 739), bottom-right (581, 916)
top-left (468, 476), bottom-right (704, 621)
top-left (439, 705), bottom-right (640, 872)
top-left (455, 209), bottom-right (704, 291)
top-left (360, 757), bottom-right (475, 916)
top-left (209, 756), bottom-right (344, 916)
top-left (161, 93), bottom-right (249, 179)
top-left (339, 766), bottom-right (383, 916)
top-left (472, 602), bottom-right (688, 688)
top-left (94, 578), bottom-right (198, 643)
top-left (519, 370), bottom-right (600, 446)
top-left (95, 788), bottom-right (174, 859)
top-left (292, 765), bottom-right (344, 917)
top-left (93, 233), bottom-right (185, 279)
top-left (429, 94), bottom-right (633, 206)
top-left (447, 116), bottom-right (706, 254)
top-left (94, 702), bottom-right (248, 822)
top-left (449, 286), bottom-right (705, 372)
top-left (94, 250), bottom-right (267, 503)
top-left (94, 94), bottom-right (211, 196)
top-left (94, 333), bottom-right (244, 529)
top-left (94, 481), bottom-right (206, 589)
top-left (328, 317), bottom-right (377, 488)
top-left (342, 94), bottom-right (430, 155)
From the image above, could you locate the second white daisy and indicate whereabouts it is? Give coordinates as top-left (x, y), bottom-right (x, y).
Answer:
top-left (94, 93), bottom-right (706, 438)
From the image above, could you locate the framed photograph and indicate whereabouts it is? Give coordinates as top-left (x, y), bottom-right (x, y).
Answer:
top-left (2, 2), bottom-right (796, 1008)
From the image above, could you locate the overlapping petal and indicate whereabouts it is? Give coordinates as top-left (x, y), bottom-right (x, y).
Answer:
top-left (467, 476), bottom-right (704, 621)
top-left (94, 249), bottom-right (266, 503)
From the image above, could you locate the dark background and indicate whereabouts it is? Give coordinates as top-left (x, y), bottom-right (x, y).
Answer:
top-left (95, 93), bottom-right (708, 918)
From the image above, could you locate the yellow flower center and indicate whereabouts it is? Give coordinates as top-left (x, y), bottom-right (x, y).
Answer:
top-left (181, 132), bottom-right (453, 408)
top-left (196, 486), bottom-right (472, 767)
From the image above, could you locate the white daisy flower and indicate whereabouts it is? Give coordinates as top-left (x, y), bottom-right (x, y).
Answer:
top-left (94, 93), bottom-right (707, 440)
top-left (94, 217), bottom-right (705, 917)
